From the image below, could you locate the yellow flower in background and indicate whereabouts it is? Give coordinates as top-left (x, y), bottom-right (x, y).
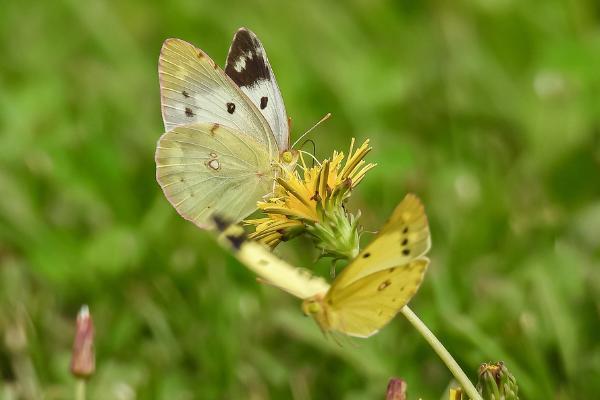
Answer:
top-left (245, 138), bottom-right (376, 258)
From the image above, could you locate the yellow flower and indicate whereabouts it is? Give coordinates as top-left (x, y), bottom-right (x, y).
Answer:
top-left (245, 138), bottom-right (376, 256)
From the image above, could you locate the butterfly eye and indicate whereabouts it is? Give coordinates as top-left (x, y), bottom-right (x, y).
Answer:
top-left (281, 151), bottom-right (293, 164)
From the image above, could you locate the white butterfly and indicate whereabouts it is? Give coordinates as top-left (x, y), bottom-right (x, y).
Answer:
top-left (155, 28), bottom-right (298, 229)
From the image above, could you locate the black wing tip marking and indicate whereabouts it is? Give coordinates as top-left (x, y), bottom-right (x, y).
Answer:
top-left (225, 28), bottom-right (271, 88)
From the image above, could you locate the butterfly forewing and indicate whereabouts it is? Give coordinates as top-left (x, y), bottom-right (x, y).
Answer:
top-left (325, 258), bottom-right (430, 338)
top-left (155, 123), bottom-right (275, 229)
top-left (225, 28), bottom-right (290, 151)
top-left (333, 194), bottom-right (431, 288)
top-left (159, 38), bottom-right (278, 156)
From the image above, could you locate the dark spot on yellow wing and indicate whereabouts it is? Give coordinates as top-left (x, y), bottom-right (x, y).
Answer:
top-left (377, 310), bottom-right (383, 316)
top-left (402, 238), bottom-right (409, 246)
top-left (210, 123), bottom-right (219, 136)
top-left (185, 107), bottom-right (194, 117)
top-left (389, 267), bottom-right (395, 273)
top-left (392, 297), bottom-right (397, 302)
top-left (402, 227), bottom-right (409, 234)
top-left (182, 90), bottom-right (190, 98)
top-left (377, 280), bottom-right (392, 291)
top-left (227, 102), bottom-right (236, 114)
top-left (400, 286), bottom-right (405, 292)
top-left (179, 177), bottom-right (184, 182)
top-left (190, 192), bottom-right (194, 197)
top-left (362, 252), bottom-right (371, 259)
top-left (197, 52), bottom-right (205, 59)
top-left (402, 249), bottom-right (411, 256)
top-left (260, 96), bottom-right (268, 109)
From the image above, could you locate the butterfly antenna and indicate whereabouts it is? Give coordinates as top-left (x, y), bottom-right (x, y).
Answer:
top-left (299, 150), bottom-right (322, 167)
top-left (301, 138), bottom-right (317, 167)
top-left (291, 112), bottom-right (331, 149)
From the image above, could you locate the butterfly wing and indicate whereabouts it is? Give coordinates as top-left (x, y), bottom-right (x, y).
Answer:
top-left (324, 258), bottom-right (430, 338)
top-left (333, 194), bottom-right (431, 288)
top-left (155, 123), bottom-right (276, 229)
top-left (159, 38), bottom-right (277, 156)
top-left (217, 224), bottom-right (331, 299)
top-left (225, 28), bottom-right (290, 151)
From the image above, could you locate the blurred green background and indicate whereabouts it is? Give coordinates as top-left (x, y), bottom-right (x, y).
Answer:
top-left (1, 0), bottom-right (599, 399)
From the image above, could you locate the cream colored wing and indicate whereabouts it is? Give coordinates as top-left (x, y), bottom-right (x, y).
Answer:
top-left (217, 224), bottom-right (330, 299)
top-left (333, 194), bottom-right (431, 288)
top-left (155, 123), bottom-right (275, 229)
top-left (159, 38), bottom-right (277, 156)
top-left (325, 258), bottom-right (429, 338)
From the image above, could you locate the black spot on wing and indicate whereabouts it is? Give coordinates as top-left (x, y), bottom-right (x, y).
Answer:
top-left (185, 107), bottom-right (194, 117)
top-left (227, 102), bottom-right (236, 114)
top-left (225, 28), bottom-right (271, 88)
top-left (260, 96), bottom-right (268, 109)
top-left (182, 90), bottom-right (190, 98)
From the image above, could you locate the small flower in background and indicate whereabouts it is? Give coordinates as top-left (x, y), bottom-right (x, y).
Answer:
top-left (70, 305), bottom-right (95, 379)
top-left (246, 138), bottom-right (376, 259)
top-left (386, 377), bottom-right (407, 400)
top-left (476, 362), bottom-right (519, 400)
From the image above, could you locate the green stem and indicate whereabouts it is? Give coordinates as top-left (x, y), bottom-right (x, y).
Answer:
top-left (75, 379), bottom-right (86, 400)
top-left (400, 306), bottom-right (482, 400)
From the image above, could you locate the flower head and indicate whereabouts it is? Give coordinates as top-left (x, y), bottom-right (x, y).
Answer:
top-left (245, 139), bottom-right (376, 259)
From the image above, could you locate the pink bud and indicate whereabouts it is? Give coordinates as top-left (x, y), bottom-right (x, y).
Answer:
top-left (70, 305), bottom-right (95, 378)
top-left (386, 377), bottom-right (407, 400)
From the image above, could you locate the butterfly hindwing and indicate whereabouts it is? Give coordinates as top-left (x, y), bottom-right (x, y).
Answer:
top-left (325, 258), bottom-right (430, 338)
top-left (159, 38), bottom-right (277, 156)
top-left (225, 27), bottom-right (290, 151)
top-left (155, 122), bottom-right (276, 229)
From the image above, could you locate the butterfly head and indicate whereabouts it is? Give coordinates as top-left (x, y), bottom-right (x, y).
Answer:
top-left (301, 294), bottom-right (331, 332)
top-left (279, 149), bottom-right (299, 172)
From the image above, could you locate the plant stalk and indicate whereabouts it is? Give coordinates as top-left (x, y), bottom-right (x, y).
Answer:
top-left (75, 379), bottom-right (86, 400)
top-left (400, 306), bottom-right (482, 400)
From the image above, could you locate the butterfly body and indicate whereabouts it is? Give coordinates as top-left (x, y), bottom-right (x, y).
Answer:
top-left (156, 28), bottom-right (296, 229)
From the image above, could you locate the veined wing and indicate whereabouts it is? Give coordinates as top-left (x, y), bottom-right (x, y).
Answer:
top-left (155, 122), bottom-right (275, 229)
top-left (325, 258), bottom-right (429, 338)
top-left (159, 38), bottom-right (277, 156)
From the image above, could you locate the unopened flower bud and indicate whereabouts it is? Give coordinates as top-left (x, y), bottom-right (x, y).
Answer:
top-left (70, 305), bottom-right (95, 378)
top-left (386, 377), bottom-right (407, 400)
top-left (477, 361), bottom-right (519, 400)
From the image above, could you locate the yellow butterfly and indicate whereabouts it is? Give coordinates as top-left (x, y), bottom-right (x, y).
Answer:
top-left (217, 193), bottom-right (431, 338)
